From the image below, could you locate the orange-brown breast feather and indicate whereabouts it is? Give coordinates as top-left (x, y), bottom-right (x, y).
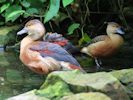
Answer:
top-left (87, 35), bottom-right (115, 57)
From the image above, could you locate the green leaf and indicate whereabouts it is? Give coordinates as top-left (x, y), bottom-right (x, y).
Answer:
top-left (21, 0), bottom-right (31, 8)
top-left (78, 33), bottom-right (91, 45)
top-left (27, 0), bottom-right (46, 9)
top-left (68, 23), bottom-right (80, 35)
top-left (24, 8), bottom-right (39, 18)
top-left (0, 3), bottom-right (10, 13)
top-left (44, 0), bottom-right (60, 23)
top-left (62, 0), bottom-right (73, 7)
top-left (83, 33), bottom-right (91, 42)
top-left (5, 5), bottom-right (25, 22)
top-left (6, 10), bottom-right (25, 22)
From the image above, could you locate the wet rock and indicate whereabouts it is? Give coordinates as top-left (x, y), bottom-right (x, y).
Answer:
top-left (61, 92), bottom-right (111, 100)
top-left (37, 70), bottom-right (129, 100)
top-left (0, 25), bottom-right (19, 45)
top-left (37, 74), bottom-right (73, 99)
top-left (7, 89), bottom-right (50, 100)
top-left (110, 68), bottom-right (133, 99)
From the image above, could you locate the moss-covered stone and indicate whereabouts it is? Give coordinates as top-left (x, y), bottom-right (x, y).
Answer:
top-left (61, 92), bottom-right (111, 100)
top-left (0, 25), bottom-right (19, 45)
top-left (7, 90), bottom-right (50, 100)
top-left (110, 68), bottom-right (133, 99)
top-left (36, 72), bottom-right (73, 99)
top-left (38, 70), bottom-right (129, 100)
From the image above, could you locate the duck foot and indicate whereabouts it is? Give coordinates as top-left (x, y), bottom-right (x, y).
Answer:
top-left (96, 66), bottom-right (114, 72)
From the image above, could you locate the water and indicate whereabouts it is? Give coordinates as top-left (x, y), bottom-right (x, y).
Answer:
top-left (0, 48), bottom-right (45, 100)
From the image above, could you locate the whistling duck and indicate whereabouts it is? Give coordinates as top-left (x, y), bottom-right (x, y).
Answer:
top-left (17, 19), bottom-right (84, 74)
top-left (43, 32), bottom-right (80, 54)
top-left (81, 22), bottom-right (125, 69)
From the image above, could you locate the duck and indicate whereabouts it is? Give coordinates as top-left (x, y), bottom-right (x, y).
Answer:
top-left (17, 19), bottom-right (84, 74)
top-left (81, 22), bottom-right (125, 69)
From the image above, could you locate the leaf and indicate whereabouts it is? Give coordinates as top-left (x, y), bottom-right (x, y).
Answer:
top-left (68, 23), bottom-right (80, 35)
top-left (27, 0), bottom-right (46, 9)
top-left (44, 0), bottom-right (60, 23)
top-left (0, 3), bottom-right (10, 13)
top-left (6, 10), bottom-right (25, 22)
top-left (62, 0), bottom-right (74, 7)
top-left (21, 0), bottom-right (31, 8)
top-left (78, 33), bottom-right (91, 45)
top-left (24, 8), bottom-right (39, 18)
top-left (83, 33), bottom-right (91, 42)
top-left (5, 5), bottom-right (25, 22)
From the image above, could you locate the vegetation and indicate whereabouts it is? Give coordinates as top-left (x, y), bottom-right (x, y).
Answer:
top-left (0, 0), bottom-right (133, 45)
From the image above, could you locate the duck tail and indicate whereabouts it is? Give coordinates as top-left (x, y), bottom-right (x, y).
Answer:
top-left (60, 61), bottom-right (86, 73)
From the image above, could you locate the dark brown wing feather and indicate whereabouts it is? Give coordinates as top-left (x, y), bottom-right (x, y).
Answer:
top-left (85, 35), bottom-right (109, 46)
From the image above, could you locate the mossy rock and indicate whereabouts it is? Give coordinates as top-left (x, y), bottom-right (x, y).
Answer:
top-left (7, 90), bottom-right (50, 100)
top-left (0, 25), bottom-right (19, 45)
top-left (110, 68), bottom-right (133, 99)
top-left (61, 92), bottom-right (111, 100)
top-left (37, 70), bottom-right (129, 100)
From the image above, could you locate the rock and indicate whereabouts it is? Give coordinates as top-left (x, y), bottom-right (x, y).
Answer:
top-left (110, 68), bottom-right (133, 99)
top-left (0, 25), bottom-right (19, 45)
top-left (37, 70), bottom-right (129, 100)
top-left (7, 89), bottom-right (50, 100)
top-left (37, 74), bottom-right (73, 99)
top-left (61, 92), bottom-right (111, 100)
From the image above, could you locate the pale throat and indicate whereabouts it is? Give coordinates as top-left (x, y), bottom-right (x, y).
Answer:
top-left (20, 36), bottom-right (34, 53)
top-left (108, 33), bottom-right (124, 48)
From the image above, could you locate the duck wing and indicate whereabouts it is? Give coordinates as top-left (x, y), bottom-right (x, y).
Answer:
top-left (85, 35), bottom-right (109, 46)
top-left (30, 42), bottom-right (81, 67)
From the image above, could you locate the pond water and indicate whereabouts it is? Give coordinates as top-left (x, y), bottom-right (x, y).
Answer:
top-left (0, 48), bottom-right (45, 100)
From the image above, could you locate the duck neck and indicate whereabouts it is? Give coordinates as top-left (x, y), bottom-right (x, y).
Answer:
top-left (108, 34), bottom-right (124, 47)
top-left (20, 36), bottom-right (35, 53)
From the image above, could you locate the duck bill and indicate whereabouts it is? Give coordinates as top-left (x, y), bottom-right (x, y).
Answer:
top-left (116, 28), bottom-right (125, 34)
top-left (17, 27), bottom-right (28, 35)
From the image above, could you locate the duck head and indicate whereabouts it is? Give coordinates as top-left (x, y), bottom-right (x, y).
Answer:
top-left (106, 22), bottom-right (125, 36)
top-left (17, 19), bottom-right (46, 40)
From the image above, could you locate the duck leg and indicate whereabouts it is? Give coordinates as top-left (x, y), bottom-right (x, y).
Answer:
top-left (94, 58), bottom-right (102, 70)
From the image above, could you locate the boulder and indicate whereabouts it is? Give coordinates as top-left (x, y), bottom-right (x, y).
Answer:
top-left (0, 25), bottom-right (19, 45)
top-left (61, 92), bottom-right (111, 100)
top-left (37, 70), bottom-right (130, 100)
top-left (7, 90), bottom-right (50, 100)
top-left (110, 68), bottom-right (133, 98)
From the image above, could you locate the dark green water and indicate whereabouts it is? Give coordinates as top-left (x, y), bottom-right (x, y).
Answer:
top-left (0, 49), bottom-right (45, 100)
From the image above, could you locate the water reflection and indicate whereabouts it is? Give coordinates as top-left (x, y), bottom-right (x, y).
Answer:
top-left (0, 49), bottom-right (45, 100)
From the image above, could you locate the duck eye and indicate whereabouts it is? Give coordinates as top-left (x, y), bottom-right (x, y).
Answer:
top-left (27, 24), bottom-right (32, 27)
top-left (112, 25), bottom-right (116, 27)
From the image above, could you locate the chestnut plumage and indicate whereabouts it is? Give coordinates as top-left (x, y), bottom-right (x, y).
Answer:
top-left (17, 19), bottom-right (84, 74)
top-left (81, 22), bottom-right (125, 69)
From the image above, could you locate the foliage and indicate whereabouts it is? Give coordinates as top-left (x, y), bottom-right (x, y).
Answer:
top-left (0, 0), bottom-right (132, 45)
top-left (44, 0), bottom-right (60, 23)
top-left (68, 23), bottom-right (80, 35)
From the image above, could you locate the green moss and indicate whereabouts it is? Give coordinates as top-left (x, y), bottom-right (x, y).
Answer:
top-left (36, 79), bottom-right (72, 99)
